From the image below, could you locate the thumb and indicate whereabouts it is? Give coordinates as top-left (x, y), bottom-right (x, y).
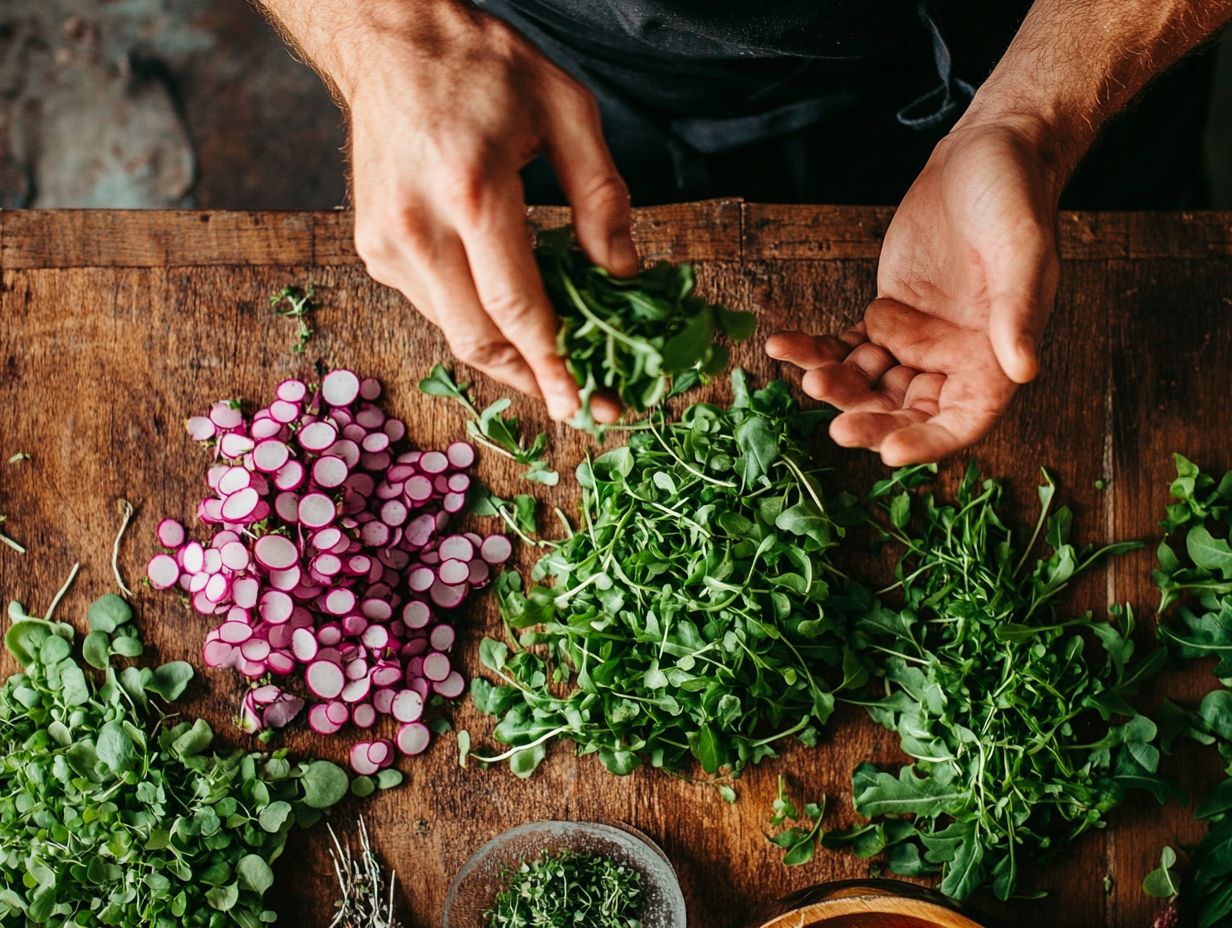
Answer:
top-left (988, 253), bottom-right (1058, 385)
top-left (545, 88), bottom-right (638, 277)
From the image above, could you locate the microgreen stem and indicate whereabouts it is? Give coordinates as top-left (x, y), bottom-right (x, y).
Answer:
top-left (44, 561), bottom-right (80, 623)
top-left (112, 498), bottom-right (136, 598)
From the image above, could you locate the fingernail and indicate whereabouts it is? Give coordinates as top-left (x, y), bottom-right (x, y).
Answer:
top-left (609, 231), bottom-right (638, 276)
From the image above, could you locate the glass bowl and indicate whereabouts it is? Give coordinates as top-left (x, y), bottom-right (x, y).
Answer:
top-left (441, 820), bottom-right (687, 928)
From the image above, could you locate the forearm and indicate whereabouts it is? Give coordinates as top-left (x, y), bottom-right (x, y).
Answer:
top-left (958, 0), bottom-right (1232, 187)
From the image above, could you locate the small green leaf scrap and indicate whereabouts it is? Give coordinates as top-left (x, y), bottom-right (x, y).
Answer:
top-left (270, 283), bottom-right (317, 355)
top-left (766, 776), bottom-right (826, 866)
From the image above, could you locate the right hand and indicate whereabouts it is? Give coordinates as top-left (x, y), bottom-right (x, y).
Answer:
top-left (340, 1), bottom-right (636, 420)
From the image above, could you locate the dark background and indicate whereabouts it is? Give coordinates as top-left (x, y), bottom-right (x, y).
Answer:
top-left (0, 0), bottom-right (1229, 210)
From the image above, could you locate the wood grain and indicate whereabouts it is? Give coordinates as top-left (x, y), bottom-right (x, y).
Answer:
top-left (1, 205), bottom-right (1230, 928)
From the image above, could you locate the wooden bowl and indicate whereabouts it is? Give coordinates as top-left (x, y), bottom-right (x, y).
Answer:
top-left (750, 879), bottom-right (990, 928)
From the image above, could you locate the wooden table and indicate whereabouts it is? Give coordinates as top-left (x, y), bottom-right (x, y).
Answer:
top-left (1, 204), bottom-right (1230, 928)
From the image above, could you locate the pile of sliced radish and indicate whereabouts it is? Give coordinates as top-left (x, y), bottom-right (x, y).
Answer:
top-left (148, 370), bottom-right (512, 772)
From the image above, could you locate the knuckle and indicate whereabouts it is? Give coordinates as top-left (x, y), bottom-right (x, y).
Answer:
top-left (481, 288), bottom-right (539, 330)
top-left (451, 336), bottom-right (520, 372)
top-left (577, 168), bottom-right (629, 216)
top-left (436, 162), bottom-right (488, 223)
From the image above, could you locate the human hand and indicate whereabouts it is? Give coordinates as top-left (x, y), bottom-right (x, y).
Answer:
top-left (767, 120), bottom-right (1062, 465)
top-left (326, 1), bottom-right (634, 420)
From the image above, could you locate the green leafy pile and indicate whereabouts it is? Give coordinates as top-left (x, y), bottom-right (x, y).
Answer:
top-left (1148, 455), bottom-right (1232, 928)
top-left (472, 371), bottom-right (865, 778)
top-left (419, 364), bottom-right (558, 486)
top-left (536, 226), bottom-right (757, 433)
top-left (483, 849), bottom-right (642, 928)
top-left (0, 592), bottom-right (354, 926)
top-left (835, 465), bottom-right (1169, 901)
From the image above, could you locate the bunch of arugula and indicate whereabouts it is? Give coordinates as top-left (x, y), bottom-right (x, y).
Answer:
top-left (483, 849), bottom-right (642, 928)
top-left (1146, 455), bottom-right (1232, 928)
top-left (419, 364), bottom-right (558, 487)
top-left (536, 226), bottom-right (757, 433)
top-left (833, 464), bottom-right (1170, 902)
top-left (470, 371), bottom-right (866, 779)
top-left (0, 592), bottom-right (354, 926)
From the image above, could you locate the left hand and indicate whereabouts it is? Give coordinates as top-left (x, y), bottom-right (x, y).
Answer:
top-left (767, 119), bottom-right (1061, 466)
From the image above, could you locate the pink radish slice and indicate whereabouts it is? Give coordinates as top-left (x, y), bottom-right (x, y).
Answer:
top-left (348, 555), bottom-right (375, 577)
top-left (273, 492), bottom-right (300, 524)
top-left (186, 416), bottom-right (216, 440)
top-left (253, 685), bottom-right (284, 705)
top-left (291, 627), bottom-right (318, 662)
top-left (437, 558), bottom-right (469, 586)
top-left (387, 464), bottom-right (416, 483)
top-left (156, 519), bottom-right (186, 549)
top-left (330, 440), bottom-right (362, 469)
top-left (204, 573), bottom-right (230, 604)
top-left (308, 703), bottom-right (343, 735)
top-left (407, 566), bottom-right (434, 593)
top-left (373, 687), bottom-right (397, 714)
top-left (219, 621), bottom-right (253, 645)
top-left (219, 432), bottom-right (255, 459)
top-left (352, 703), bottom-right (377, 729)
top-left (422, 652), bottom-right (451, 683)
top-left (419, 451), bottom-right (448, 474)
top-left (252, 439), bottom-right (290, 472)
top-left (312, 455), bottom-right (349, 489)
top-left (266, 624), bottom-right (292, 648)
top-left (220, 541), bottom-right (250, 571)
top-left (268, 565), bottom-right (301, 591)
top-left (429, 581), bottom-right (466, 609)
top-left (433, 475), bottom-right (451, 495)
top-left (266, 651), bottom-right (295, 675)
top-left (277, 379), bottom-right (307, 403)
top-left (269, 399), bottom-right (300, 424)
top-left (442, 492), bottom-right (466, 514)
top-left (405, 514), bottom-right (435, 547)
top-left (360, 450), bottom-right (392, 472)
top-left (341, 677), bottom-right (371, 703)
top-left (189, 571), bottom-right (210, 594)
top-left (341, 617), bottom-right (368, 640)
top-left (361, 431), bottom-right (390, 453)
top-left (251, 416), bottom-right (283, 440)
top-left (403, 476), bottom-right (433, 503)
top-left (384, 418), bottom-right (406, 442)
top-left (362, 625), bottom-right (390, 651)
top-left (380, 500), bottom-right (408, 527)
top-left (360, 596), bottom-right (389, 620)
top-left (375, 480), bottom-right (403, 501)
top-left (480, 535), bottom-right (513, 564)
top-left (360, 521), bottom-right (391, 548)
top-left (323, 588), bottom-right (356, 616)
top-left (311, 527), bottom-right (343, 551)
top-left (253, 534), bottom-right (297, 570)
top-left (210, 402), bottom-right (243, 430)
top-left (468, 559), bottom-right (491, 585)
top-left (241, 638), bottom-right (271, 661)
top-left (322, 369), bottom-right (361, 407)
top-left (212, 529), bottom-right (241, 547)
top-left (325, 700), bottom-right (350, 726)
top-left (318, 624), bottom-right (343, 647)
top-left (366, 739), bottom-right (394, 768)
top-left (408, 676), bottom-right (431, 700)
top-left (433, 671), bottom-right (465, 699)
top-left (147, 555), bottom-right (180, 590)
top-left (371, 662), bottom-right (402, 688)
top-left (391, 689), bottom-right (424, 723)
top-left (263, 695), bottom-right (304, 729)
top-left (446, 441), bottom-right (476, 469)
top-left (298, 493), bottom-right (336, 529)
top-left (429, 624), bottom-right (456, 652)
top-left (447, 473), bottom-right (471, 493)
top-left (401, 601), bottom-right (431, 630)
top-left (349, 742), bottom-right (380, 776)
top-left (313, 554), bottom-right (342, 577)
top-left (182, 541), bottom-right (205, 574)
top-left (355, 404), bottom-right (386, 429)
top-left (273, 460), bottom-right (305, 491)
top-left (345, 657), bottom-right (369, 681)
top-left (396, 722), bottom-right (431, 757)
top-left (198, 499), bottom-right (223, 524)
top-left (402, 637), bottom-right (430, 659)
top-left (298, 420), bottom-right (338, 452)
top-left (359, 377), bottom-right (382, 401)
top-left (306, 660), bottom-right (345, 699)
top-left (233, 576), bottom-right (259, 608)
top-left (203, 639), bottom-right (236, 668)
top-left (259, 590), bottom-right (294, 624)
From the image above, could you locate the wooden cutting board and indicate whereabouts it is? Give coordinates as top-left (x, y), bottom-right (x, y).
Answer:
top-left (1, 202), bottom-right (1230, 928)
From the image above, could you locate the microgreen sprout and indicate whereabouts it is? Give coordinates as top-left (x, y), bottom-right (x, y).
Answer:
top-left (270, 283), bottom-right (317, 354)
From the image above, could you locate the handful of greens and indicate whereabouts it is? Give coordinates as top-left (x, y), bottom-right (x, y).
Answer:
top-left (483, 849), bottom-right (642, 928)
top-left (835, 465), bottom-right (1169, 901)
top-left (536, 226), bottom-right (756, 432)
top-left (472, 371), bottom-right (865, 778)
top-left (0, 593), bottom-right (353, 926)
